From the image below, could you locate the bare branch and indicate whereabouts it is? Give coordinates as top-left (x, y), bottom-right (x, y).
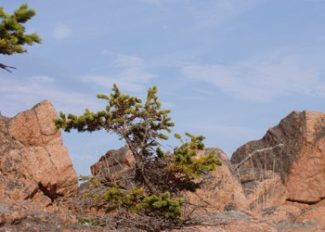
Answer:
top-left (233, 143), bottom-right (284, 172)
top-left (0, 63), bottom-right (16, 73)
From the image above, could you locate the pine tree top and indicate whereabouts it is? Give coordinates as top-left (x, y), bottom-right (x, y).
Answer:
top-left (0, 4), bottom-right (41, 55)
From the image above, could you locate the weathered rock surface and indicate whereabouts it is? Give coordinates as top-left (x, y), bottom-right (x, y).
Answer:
top-left (183, 148), bottom-right (248, 216)
top-left (173, 210), bottom-right (276, 232)
top-left (0, 199), bottom-right (108, 232)
top-left (231, 111), bottom-right (325, 204)
top-left (90, 145), bottom-right (135, 182)
top-left (238, 168), bottom-right (287, 210)
top-left (295, 199), bottom-right (325, 230)
top-left (0, 101), bottom-right (78, 203)
top-left (260, 201), bottom-right (325, 232)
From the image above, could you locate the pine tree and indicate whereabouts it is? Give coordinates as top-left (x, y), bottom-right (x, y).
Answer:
top-left (55, 85), bottom-right (221, 222)
top-left (56, 84), bottom-right (174, 191)
top-left (0, 4), bottom-right (41, 72)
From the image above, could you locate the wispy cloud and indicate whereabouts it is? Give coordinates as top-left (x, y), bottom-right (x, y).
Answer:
top-left (82, 54), bottom-right (156, 93)
top-left (140, 0), bottom-right (265, 29)
top-left (52, 23), bottom-right (72, 40)
top-left (181, 54), bottom-right (325, 102)
top-left (185, 0), bottom-right (267, 30)
top-left (0, 75), bottom-right (98, 117)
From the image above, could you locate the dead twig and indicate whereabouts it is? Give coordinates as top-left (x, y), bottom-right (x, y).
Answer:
top-left (0, 63), bottom-right (16, 73)
top-left (233, 144), bottom-right (284, 172)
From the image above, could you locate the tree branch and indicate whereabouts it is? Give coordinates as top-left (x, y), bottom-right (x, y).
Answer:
top-left (233, 143), bottom-right (284, 172)
top-left (0, 63), bottom-right (16, 73)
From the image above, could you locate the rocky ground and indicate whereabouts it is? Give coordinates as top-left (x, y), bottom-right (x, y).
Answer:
top-left (0, 101), bottom-right (324, 231)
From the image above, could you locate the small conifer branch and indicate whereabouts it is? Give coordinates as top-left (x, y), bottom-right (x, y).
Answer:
top-left (0, 4), bottom-right (41, 72)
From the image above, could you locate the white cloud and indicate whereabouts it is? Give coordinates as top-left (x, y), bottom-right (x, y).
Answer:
top-left (181, 54), bottom-right (325, 102)
top-left (52, 23), bottom-right (72, 40)
top-left (0, 76), bottom-right (99, 117)
top-left (82, 54), bottom-right (156, 93)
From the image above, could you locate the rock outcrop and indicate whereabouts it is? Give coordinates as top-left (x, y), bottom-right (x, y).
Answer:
top-left (1, 103), bottom-right (324, 231)
top-left (0, 101), bottom-right (78, 203)
top-left (231, 111), bottom-right (325, 204)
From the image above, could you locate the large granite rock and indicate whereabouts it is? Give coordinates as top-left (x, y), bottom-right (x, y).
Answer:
top-left (0, 101), bottom-right (78, 203)
top-left (231, 111), bottom-right (325, 204)
top-left (182, 148), bottom-right (248, 216)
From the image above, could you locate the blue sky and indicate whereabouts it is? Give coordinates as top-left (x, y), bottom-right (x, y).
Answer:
top-left (1, 0), bottom-right (325, 175)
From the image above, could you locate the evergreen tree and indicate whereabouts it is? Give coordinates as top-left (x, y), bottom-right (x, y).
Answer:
top-left (0, 4), bottom-right (41, 72)
top-left (55, 85), bottom-right (221, 223)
